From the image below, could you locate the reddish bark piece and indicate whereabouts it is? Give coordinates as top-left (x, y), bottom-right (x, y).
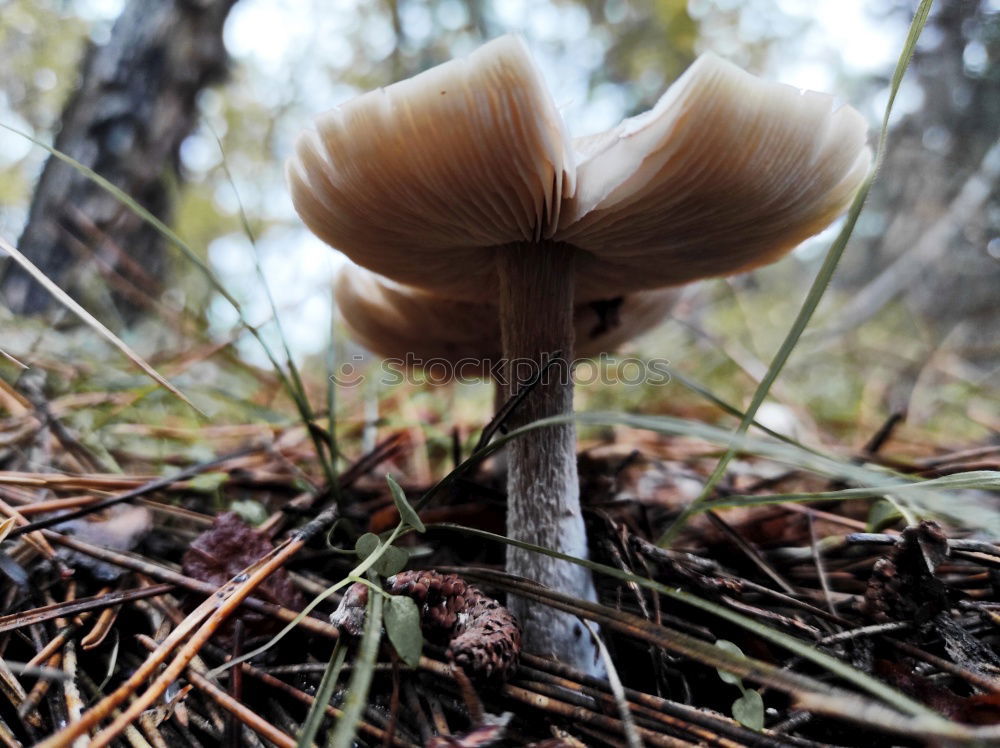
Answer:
top-left (182, 512), bottom-right (304, 639)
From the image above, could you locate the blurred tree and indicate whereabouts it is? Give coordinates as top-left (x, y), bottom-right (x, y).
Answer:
top-left (579, 0), bottom-right (698, 113)
top-left (0, 2), bottom-right (90, 238)
top-left (836, 0), bottom-right (999, 368)
top-left (0, 0), bottom-right (240, 326)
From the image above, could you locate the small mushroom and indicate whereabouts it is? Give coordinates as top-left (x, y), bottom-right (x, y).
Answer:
top-left (289, 35), bottom-right (870, 669)
top-left (333, 261), bottom-right (679, 379)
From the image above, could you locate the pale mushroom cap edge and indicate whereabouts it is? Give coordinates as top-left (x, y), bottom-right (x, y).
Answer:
top-left (334, 263), bottom-right (680, 371)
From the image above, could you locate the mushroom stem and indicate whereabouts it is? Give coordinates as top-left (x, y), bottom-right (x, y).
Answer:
top-left (496, 242), bottom-right (601, 672)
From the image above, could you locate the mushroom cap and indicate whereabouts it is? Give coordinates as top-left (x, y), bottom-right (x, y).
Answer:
top-left (334, 263), bottom-right (679, 373)
top-left (289, 35), bottom-right (871, 303)
top-left (288, 35), bottom-right (572, 301)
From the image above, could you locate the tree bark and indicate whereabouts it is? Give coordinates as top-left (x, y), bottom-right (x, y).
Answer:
top-left (0, 0), bottom-right (239, 323)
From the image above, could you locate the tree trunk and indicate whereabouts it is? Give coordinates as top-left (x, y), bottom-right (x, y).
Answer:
top-left (0, 0), bottom-right (239, 324)
top-left (838, 0), bottom-right (999, 367)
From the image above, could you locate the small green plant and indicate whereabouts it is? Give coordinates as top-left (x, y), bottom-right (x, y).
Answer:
top-left (714, 640), bottom-right (765, 731)
top-left (351, 531), bottom-right (422, 668)
top-left (295, 474), bottom-right (425, 747)
top-left (349, 476), bottom-right (425, 669)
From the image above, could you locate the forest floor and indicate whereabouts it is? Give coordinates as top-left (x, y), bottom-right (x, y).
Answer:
top-left (3, 1), bottom-right (1000, 743)
top-left (1, 334), bottom-right (999, 747)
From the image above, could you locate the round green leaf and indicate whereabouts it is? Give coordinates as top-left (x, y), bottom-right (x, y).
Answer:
top-left (375, 544), bottom-right (409, 577)
top-left (714, 639), bottom-right (746, 686)
top-left (384, 595), bottom-right (422, 667)
top-left (355, 533), bottom-right (380, 561)
top-left (732, 689), bottom-right (765, 731)
top-left (387, 475), bottom-right (425, 533)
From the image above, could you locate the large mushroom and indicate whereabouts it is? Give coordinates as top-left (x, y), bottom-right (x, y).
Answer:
top-left (288, 35), bottom-right (871, 669)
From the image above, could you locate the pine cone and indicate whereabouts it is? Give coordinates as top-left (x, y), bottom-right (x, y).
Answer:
top-left (388, 570), bottom-right (521, 681)
top-left (329, 570), bottom-right (521, 681)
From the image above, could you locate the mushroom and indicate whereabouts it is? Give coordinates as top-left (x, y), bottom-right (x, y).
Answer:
top-left (332, 261), bottom-right (680, 381)
top-left (288, 35), bottom-right (871, 669)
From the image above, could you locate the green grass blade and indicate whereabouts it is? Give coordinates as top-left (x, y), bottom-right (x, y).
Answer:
top-left (325, 305), bottom-right (341, 500)
top-left (0, 235), bottom-right (203, 416)
top-left (692, 470), bottom-right (1000, 513)
top-left (328, 579), bottom-right (383, 748)
top-left (670, 369), bottom-right (819, 453)
top-left (1, 121), bottom-right (338, 481)
top-left (0, 123), bottom-right (243, 313)
top-left (657, 0), bottom-right (936, 545)
top-left (208, 524), bottom-right (406, 679)
top-left (296, 639), bottom-right (347, 748)
top-left (210, 127), bottom-right (303, 388)
top-left (433, 523), bottom-right (954, 729)
top-left (209, 127), bottom-right (337, 485)
top-left (415, 410), bottom-right (999, 533)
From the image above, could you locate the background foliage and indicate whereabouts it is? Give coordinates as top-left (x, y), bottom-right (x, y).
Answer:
top-left (0, 0), bottom-right (997, 454)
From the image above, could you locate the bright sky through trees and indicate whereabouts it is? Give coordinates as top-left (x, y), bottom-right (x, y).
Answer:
top-left (9, 0), bottom-right (912, 361)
